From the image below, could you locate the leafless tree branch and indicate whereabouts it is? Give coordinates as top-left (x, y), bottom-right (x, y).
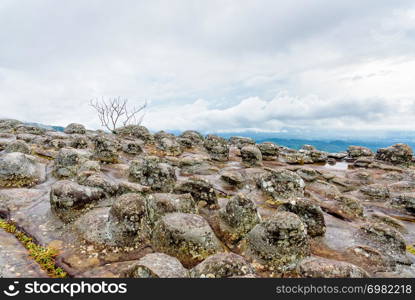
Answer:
top-left (90, 97), bottom-right (147, 132)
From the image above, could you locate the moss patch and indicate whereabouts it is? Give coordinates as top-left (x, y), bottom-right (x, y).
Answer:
top-left (407, 244), bottom-right (415, 256)
top-left (0, 219), bottom-right (68, 278)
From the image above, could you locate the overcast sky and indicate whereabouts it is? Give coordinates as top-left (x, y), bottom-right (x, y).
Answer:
top-left (1, 0), bottom-right (415, 135)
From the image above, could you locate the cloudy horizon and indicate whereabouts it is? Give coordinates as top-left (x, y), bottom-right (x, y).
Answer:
top-left (1, 0), bottom-right (415, 137)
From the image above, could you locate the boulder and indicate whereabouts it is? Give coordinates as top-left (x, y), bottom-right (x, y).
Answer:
top-left (277, 198), bottom-right (325, 237)
top-left (229, 136), bottom-right (255, 149)
top-left (69, 135), bottom-right (89, 149)
top-left (64, 123), bottom-right (86, 134)
top-left (0, 152), bottom-right (45, 187)
top-left (204, 135), bottom-right (229, 162)
top-left (257, 142), bottom-right (280, 160)
top-left (191, 253), bottom-right (254, 278)
top-left (301, 144), bottom-right (316, 151)
top-left (92, 135), bottom-right (119, 163)
top-left (123, 253), bottom-right (189, 278)
top-left (53, 148), bottom-right (92, 178)
top-left (4, 140), bottom-right (30, 154)
top-left (257, 168), bottom-right (305, 202)
top-left (50, 180), bottom-right (106, 222)
top-left (246, 212), bottom-right (310, 271)
top-left (220, 170), bottom-right (244, 187)
top-left (0, 119), bottom-right (22, 133)
top-left (154, 132), bottom-right (182, 156)
top-left (151, 212), bottom-right (223, 267)
top-left (179, 156), bottom-right (219, 176)
top-left (359, 184), bottom-right (390, 201)
top-left (146, 193), bottom-right (197, 226)
top-left (298, 257), bottom-right (369, 278)
top-left (0, 133), bottom-right (16, 150)
top-left (15, 124), bottom-right (46, 135)
top-left (375, 144), bottom-right (413, 165)
top-left (279, 149), bottom-right (313, 164)
top-left (174, 177), bottom-right (218, 207)
top-left (178, 130), bottom-right (204, 147)
top-left (295, 168), bottom-right (319, 182)
top-left (391, 193), bottom-right (415, 213)
top-left (240, 145), bottom-right (263, 167)
top-left (122, 141), bottom-right (143, 155)
top-left (218, 194), bottom-right (261, 244)
top-left (114, 125), bottom-right (153, 143)
top-left (76, 171), bottom-right (118, 195)
top-left (347, 146), bottom-right (373, 158)
top-left (129, 156), bottom-right (177, 192)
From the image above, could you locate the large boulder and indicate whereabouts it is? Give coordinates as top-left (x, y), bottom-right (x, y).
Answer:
top-left (246, 212), bottom-right (310, 271)
top-left (359, 184), bottom-right (390, 201)
top-left (218, 194), bottom-right (261, 245)
top-left (174, 177), bottom-right (218, 207)
top-left (229, 136), bottom-right (255, 149)
top-left (15, 124), bottom-right (46, 135)
top-left (347, 146), bottom-right (373, 158)
top-left (106, 193), bottom-right (148, 246)
top-left (279, 148), bottom-right (313, 164)
top-left (0, 119), bottom-right (22, 133)
top-left (178, 130), bottom-right (204, 148)
top-left (277, 198), bottom-right (325, 237)
top-left (257, 168), bottom-right (305, 202)
top-left (146, 193), bottom-right (197, 226)
top-left (64, 123), bottom-right (86, 134)
top-left (154, 131), bottom-right (182, 156)
top-left (0, 152), bottom-right (45, 187)
top-left (357, 223), bottom-right (410, 265)
top-left (375, 144), bottom-right (413, 165)
top-left (53, 148), bottom-right (92, 178)
top-left (114, 125), bottom-right (153, 143)
top-left (129, 156), bottom-right (177, 192)
top-left (50, 180), bottom-right (106, 222)
top-left (92, 135), bottom-right (119, 163)
top-left (257, 142), bottom-right (280, 160)
top-left (121, 141), bottom-right (143, 155)
top-left (240, 145), bottom-right (263, 167)
top-left (220, 170), bottom-right (244, 188)
top-left (123, 253), bottom-right (189, 278)
top-left (151, 212), bottom-right (223, 267)
top-left (191, 253), bottom-right (254, 278)
top-left (4, 140), bottom-right (30, 154)
top-left (204, 135), bottom-right (229, 162)
top-left (298, 257), bottom-right (369, 278)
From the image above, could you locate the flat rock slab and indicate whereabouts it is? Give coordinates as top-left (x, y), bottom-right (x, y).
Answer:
top-left (0, 228), bottom-right (48, 278)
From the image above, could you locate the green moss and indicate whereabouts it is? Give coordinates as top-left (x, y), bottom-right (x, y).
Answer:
top-left (407, 244), bottom-right (415, 255)
top-left (0, 219), bottom-right (68, 278)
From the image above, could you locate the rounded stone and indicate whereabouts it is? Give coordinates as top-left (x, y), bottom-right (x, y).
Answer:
top-left (174, 177), bottom-right (218, 207)
top-left (241, 145), bottom-right (263, 167)
top-left (298, 257), bottom-right (369, 278)
top-left (151, 212), bottom-right (223, 267)
top-left (4, 140), bottom-right (31, 154)
top-left (64, 123), bottom-right (86, 134)
top-left (204, 135), bottom-right (229, 162)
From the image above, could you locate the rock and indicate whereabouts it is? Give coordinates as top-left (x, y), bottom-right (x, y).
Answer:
top-left (218, 194), bottom-right (261, 244)
top-left (353, 158), bottom-right (373, 168)
top-left (0, 119), bottom-right (22, 133)
top-left (335, 195), bottom-right (364, 217)
top-left (53, 148), bottom-right (92, 178)
top-left (154, 132), bottom-right (182, 156)
top-left (307, 150), bottom-right (328, 163)
top-left (122, 140), bottom-right (143, 155)
top-left (151, 212), bottom-right (223, 267)
top-left (107, 193), bottom-right (148, 245)
top-left (4, 140), bottom-right (30, 154)
top-left (92, 135), bottom-right (119, 163)
top-left (257, 168), bottom-right (305, 202)
top-left (114, 125), bottom-right (153, 143)
top-left (328, 152), bottom-right (347, 159)
top-left (375, 144), bottom-right (413, 165)
top-left (174, 177), bottom-right (218, 207)
top-left (301, 144), bottom-right (316, 151)
top-left (123, 253), bottom-right (189, 278)
top-left (117, 181), bottom-right (151, 195)
top-left (50, 180), bottom-right (106, 222)
top-left (220, 170), bottom-right (244, 187)
top-left (370, 212), bottom-right (407, 233)
top-left (146, 193), bottom-right (197, 226)
top-left (178, 130), bottom-right (204, 147)
top-left (129, 156), bottom-right (177, 192)
top-left (359, 184), bottom-right (390, 201)
top-left (69, 135), bottom-right (89, 149)
top-left (257, 142), bottom-right (280, 160)
top-left (240, 145), bottom-right (263, 167)
top-left (347, 146), bottom-right (373, 158)
top-left (204, 135), bottom-right (229, 162)
top-left (179, 156), bottom-right (219, 176)
top-left (229, 136), bottom-right (255, 149)
top-left (15, 124), bottom-right (46, 135)
top-left (191, 253), bottom-right (254, 278)
top-left (64, 123), bottom-right (86, 134)
top-left (279, 149), bottom-right (313, 164)
top-left (277, 198), bottom-right (325, 237)
top-left (0, 133), bottom-right (16, 150)
top-left (298, 257), bottom-right (369, 278)
top-left (246, 212), bottom-right (310, 271)
top-left (76, 171), bottom-right (118, 195)
top-left (345, 245), bottom-right (392, 273)
top-left (306, 180), bottom-right (341, 200)
top-left (358, 223), bottom-right (410, 264)
top-left (295, 168), bottom-right (319, 182)
top-left (78, 160), bottom-right (101, 173)
top-left (0, 152), bottom-right (45, 187)
top-left (391, 193), bottom-right (415, 213)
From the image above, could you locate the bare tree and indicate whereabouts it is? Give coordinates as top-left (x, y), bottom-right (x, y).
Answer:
top-left (90, 97), bottom-right (147, 133)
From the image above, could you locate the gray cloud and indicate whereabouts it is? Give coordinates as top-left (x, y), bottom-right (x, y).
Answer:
top-left (0, 0), bottom-right (414, 135)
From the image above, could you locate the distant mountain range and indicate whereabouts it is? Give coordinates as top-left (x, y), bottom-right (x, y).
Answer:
top-left (25, 122), bottom-right (415, 153)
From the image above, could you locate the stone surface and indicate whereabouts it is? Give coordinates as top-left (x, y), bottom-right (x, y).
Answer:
top-left (298, 257), bottom-right (369, 278)
top-left (0, 152), bottom-right (45, 187)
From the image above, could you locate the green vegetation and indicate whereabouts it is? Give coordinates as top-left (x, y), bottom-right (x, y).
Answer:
top-left (0, 219), bottom-right (68, 278)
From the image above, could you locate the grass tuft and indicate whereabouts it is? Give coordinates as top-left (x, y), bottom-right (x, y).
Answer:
top-left (0, 219), bottom-right (68, 278)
